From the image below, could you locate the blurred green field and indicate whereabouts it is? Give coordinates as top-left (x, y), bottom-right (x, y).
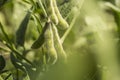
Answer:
top-left (0, 0), bottom-right (120, 80)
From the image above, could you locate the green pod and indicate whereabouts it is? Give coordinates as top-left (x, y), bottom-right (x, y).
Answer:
top-left (44, 23), bottom-right (57, 65)
top-left (51, 23), bottom-right (67, 62)
top-left (45, 0), bottom-right (58, 25)
top-left (52, 0), bottom-right (69, 30)
top-left (31, 22), bottom-right (49, 49)
top-left (0, 55), bottom-right (6, 71)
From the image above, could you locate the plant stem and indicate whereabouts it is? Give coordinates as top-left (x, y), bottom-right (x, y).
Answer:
top-left (4, 73), bottom-right (12, 80)
top-left (61, 0), bottom-right (85, 43)
top-left (38, 0), bottom-right (47, 17)
top-left (0, 46), bottom-right (10, 52)
top-left (1, 40), bottom-right (34, 66)
top-left (105, 2), bottom-right (120, 13)
top-left (0, 22), bottom-right (12, 46)
top-left (0, 70), bottom-right (9, 75)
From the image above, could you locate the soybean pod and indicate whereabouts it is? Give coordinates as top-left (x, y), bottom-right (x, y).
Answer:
top-left (45, 0), bottom-right (58, 25)
top-left (52, 0), bottom-right (69, 30)
top-left (51, 23), bottom-right (67, 62)
top-left (44, 22), bottom-right (57, 65)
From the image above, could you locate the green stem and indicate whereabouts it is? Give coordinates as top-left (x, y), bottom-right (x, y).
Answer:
top-left (61, 0), bottom-right (85, 43)
top-left (105, 2), bottom-right (120, 13)
top-left (0, 70), bottom-right (9, 75)
top-left (61, 14), bottom-right (78, 43)
top-left (16, 69), bottom-right (19, 80)
top-left (38, 0), bottom-right (48, 17)
top-left (4, 73), bottom-right (12, 80)
top-left (1, 41), bottom-right (34, 66)
top-left (0, 22), bottom-right (12, 46)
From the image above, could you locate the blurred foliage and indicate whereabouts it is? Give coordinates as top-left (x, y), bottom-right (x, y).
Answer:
top-left (0, 0), bottom-right (120, 80)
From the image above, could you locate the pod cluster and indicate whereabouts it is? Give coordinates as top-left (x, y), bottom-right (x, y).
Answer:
top-left (45, 0), bottom-right (69, 30)
top-left (32, 21), bottom-right (67, 65)
top-left (31, 0), bottom-right (68, 65)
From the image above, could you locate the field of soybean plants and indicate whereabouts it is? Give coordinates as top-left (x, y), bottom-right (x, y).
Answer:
top-left (0, 0), bottom-right (120, 80)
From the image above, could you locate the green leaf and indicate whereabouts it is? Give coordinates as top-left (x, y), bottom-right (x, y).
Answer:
top-left (0, 22), bottom-right (12, 46)
top-left (4, 73), bottom-right (12, 80)
top-left (105, 2), bottom-right (120, 36)
top-left (22, 0), bottom-right (31, 4)
top-left (23, 64), bottom-right (37, 80)
top-left (31, 14), bottom-right (42, 33)
top-left (31, 22), bottom-right (49, 49)
top-left (37, 0), bottom-right (47, 17)
top-left (16, 11), bottom-right (31, 46)
top-left (0, 55), bottom-right (6, 71)
top-left (114, 12), bottom-right (120, 34)
top-left (10, 53), bottom-right (37, 80)
top-left (0, 76), bottom-right (3, 80)
top-left (10, 53), bottom-right (26, 72)
top-left (22, 0), bottom-right (36, 6)
top-left (105, 2), bottom-right (120, 13)
top-left (0, 0), bottom-right (8, 8)
top-left (23, 74), bottom-right (30, 80)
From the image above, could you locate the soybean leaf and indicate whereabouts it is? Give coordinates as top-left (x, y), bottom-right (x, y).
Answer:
top-left (23, 63), bottom-right (37, 80)
top-left (37, 0), bottom-right (47, 17)
top-left (31, 22), bottom-right (49, 49)
top-left (23, 74), bottom-right (30, 80)
top-left (0, 0), bottom-right (8, 8)
top-left (0, 22), bottom-right (12, 46)
top-left (31, 14), bottom-right (42, 33)
top-left (4, 73), bottom-right (12, 80)
top-left (0, 55), bottom-right (6, 71)
top-left (16, 11), bottom-right (31, 46)
top-left (22, 0), bottom-right (35, 6)
top-left (22, 0), bottom-right (31, 4)
top-left (105, 2), bottom-right (120, 13)
top-left (105, 2), bottom-right (120, 36)
top-left (114, 12), bottom-right (120, 36)
top-left (0, 70), bottom-right (9, 75)
top-left (0, 76), bottom-right (3, 80)
top-left (10, 53), bottom-right (37, 80)
top-left (29, 0), bottom-right (36, 6)
top-left (10, 53), bottom-right (26, 72)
